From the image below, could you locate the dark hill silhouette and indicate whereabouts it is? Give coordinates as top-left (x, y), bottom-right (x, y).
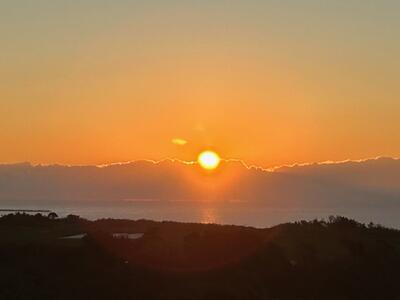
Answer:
top-left (0, 213), bottom-right (399, 299)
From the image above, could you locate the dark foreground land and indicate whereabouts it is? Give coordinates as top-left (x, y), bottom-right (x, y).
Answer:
top-left (1, 214), bottom-right (400, 300)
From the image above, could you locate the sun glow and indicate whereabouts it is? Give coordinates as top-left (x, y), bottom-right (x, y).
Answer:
top-left (198, 151), bottom-right (221, 170)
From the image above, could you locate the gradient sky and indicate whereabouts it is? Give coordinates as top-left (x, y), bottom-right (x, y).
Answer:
top-left (1, 0), bottom-right (399, 167)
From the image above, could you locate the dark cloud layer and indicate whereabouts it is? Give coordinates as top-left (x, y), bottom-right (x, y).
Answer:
top-left (0, 157), bottom-right (399, 209)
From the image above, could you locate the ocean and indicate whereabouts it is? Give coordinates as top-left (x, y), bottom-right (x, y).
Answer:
top-left (2, 201), bottom-right (399, 229)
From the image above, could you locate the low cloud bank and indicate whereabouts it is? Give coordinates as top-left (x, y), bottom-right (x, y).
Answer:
top-left (0, 157), bottom-right (399, 209)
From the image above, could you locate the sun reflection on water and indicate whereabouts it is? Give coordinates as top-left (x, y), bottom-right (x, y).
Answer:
top-left (201, 207), bottom-right (218, 224)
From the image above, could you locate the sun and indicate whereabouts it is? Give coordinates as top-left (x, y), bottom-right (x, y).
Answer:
top-left (198, 150), bottom-right (221, 170)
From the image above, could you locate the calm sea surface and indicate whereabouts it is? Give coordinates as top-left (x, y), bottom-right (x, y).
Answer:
top-left (2, 201), bottom-right (400, 229)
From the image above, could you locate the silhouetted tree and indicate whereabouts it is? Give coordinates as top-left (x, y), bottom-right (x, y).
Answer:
top-left (47, 212), bottom-right (58, 220)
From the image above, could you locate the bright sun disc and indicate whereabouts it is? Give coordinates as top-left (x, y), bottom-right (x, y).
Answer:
top-left (198, 151), bottom-right (221, 170)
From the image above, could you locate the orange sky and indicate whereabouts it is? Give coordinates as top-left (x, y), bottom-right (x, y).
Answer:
top-left (1, 1), bottom-right (399, 167)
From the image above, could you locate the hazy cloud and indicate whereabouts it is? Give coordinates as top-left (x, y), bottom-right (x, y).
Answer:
top-left (0, 158), bottom-right (399, 210)
top-left (171, 138), bottom-right (188, 146)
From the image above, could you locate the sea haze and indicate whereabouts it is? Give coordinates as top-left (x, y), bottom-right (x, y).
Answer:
top-left (0, 157), bottom-right (399, 228)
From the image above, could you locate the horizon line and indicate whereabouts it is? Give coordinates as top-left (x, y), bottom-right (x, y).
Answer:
top-left (0, 155), bottom-right (398, 173)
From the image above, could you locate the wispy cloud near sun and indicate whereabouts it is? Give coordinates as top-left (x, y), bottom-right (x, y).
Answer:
top-left (172, 138), bottom-right (188, 146)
